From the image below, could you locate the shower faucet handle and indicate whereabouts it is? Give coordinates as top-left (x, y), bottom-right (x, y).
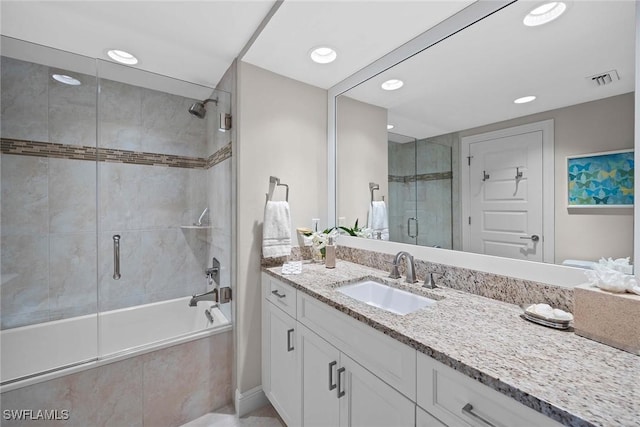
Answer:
top-left (206, 257), bottom-right (221, 286)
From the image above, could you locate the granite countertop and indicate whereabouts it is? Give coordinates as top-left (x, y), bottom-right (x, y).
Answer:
top-left (264, 260), bottom-right (639, 427)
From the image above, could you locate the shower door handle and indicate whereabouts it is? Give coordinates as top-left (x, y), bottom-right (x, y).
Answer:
top-left (407, 217), bottom-right (419, 239)
top-left (113, 235), bottom-right (121, 280)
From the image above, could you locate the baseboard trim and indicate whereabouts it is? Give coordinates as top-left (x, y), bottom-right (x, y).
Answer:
top-left (235, 385), bottom-right (269, 417)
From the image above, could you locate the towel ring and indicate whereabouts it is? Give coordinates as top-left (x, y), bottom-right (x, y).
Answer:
top-left (266, 176), bottom-right (289, 202)
top-left (369, 182), bottom-right (384, 203)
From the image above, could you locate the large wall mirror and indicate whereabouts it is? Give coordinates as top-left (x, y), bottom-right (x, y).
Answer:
top-left (334, 0), bottom-right (636, 273)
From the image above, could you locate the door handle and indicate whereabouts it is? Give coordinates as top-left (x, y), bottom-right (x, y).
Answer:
top-left (407, 217), bottom-right (418, 238)
top-left (286, 328), bottom-right (294, 352)
top-left (328, 361), bottom-right (337, 390)
top-left (337, 367), bottom-right (346, 398)
top-left (112, 235), bottom-right (121, 280)
top-left (520, 234), bottom-right (540, 242)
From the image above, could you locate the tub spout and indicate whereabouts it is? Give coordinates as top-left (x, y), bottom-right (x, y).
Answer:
top-left (189, 289), bottom-right (218, 307)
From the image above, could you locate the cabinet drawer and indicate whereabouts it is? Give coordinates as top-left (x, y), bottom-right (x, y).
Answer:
top-left (417, 353), bottom-right (563, 427)
top-left (264, 274), bottom-right (297, 318)
top-left (298, 292), bottom-right (416, 400)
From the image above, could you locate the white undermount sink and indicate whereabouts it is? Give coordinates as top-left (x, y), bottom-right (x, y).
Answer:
top-left (337, 280), bottom-right (436, 315)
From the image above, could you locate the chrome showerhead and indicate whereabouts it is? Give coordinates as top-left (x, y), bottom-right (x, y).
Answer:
top-left (188, 98), bottom-right (218, 119)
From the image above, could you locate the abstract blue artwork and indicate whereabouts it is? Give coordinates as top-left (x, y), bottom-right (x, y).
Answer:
top-left (567, 150), bottom-right (634, 207)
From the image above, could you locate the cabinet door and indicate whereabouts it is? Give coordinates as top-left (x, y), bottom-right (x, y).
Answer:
top-left (339, 354), bottom-right (415, 427)
top-left (417, 406), bottom-right (447, 427)
top-left (300, 325), bottom-right (340, 427)
top-left (264, 301), bottom-right (300, 426)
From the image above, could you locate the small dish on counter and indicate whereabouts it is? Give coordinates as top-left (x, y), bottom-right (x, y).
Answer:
top-left (521, 303), bottom-right (573, 330)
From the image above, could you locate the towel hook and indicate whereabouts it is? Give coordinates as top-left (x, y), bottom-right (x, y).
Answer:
top-left (266, 176), bottom-right (289, 203)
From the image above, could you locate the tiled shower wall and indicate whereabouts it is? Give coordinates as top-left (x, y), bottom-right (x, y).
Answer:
top-left (0, 56), bottom-right (231, 328)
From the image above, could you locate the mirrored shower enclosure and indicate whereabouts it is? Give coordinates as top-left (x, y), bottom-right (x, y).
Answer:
top-left (1, 37), bottom-right (233, 385)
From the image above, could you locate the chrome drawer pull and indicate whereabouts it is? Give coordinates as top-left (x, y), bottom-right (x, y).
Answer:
top-left (328, 361), bottom-right (337, 390)
top-left (271, 290), bottom-right (286, 299)
top-left (462, 403), bottom-right (496, 427)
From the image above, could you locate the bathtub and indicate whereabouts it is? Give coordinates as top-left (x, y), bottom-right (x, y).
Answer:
top-left (1, 296), bottom-right (230, 390)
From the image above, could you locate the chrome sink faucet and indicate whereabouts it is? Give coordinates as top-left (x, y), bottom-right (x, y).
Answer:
top-left (389, 251), bottom-right (418, 283)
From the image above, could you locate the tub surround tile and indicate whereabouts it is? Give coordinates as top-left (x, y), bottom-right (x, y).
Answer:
top-left (336, 246), bottom-right (573, 313)
top-left (48, 233), bottom-right (98, 319)
top-left (142, 228), bottom-right (207, 296)
top-left (48, 158), bottom-right (96, 233)
top-left (0, 57), bottom-right (49, 142)
top-left (1, 332), bottom-right (232, 427)
top-left (1, 154), bottom-right (49, 236)
top-left (143, 333), bottom-right (233, 427)
top-left (264, 261), bottom-right (637, 427)
top-left (0, 356), bottom-right (144, 427)
top-left (0, 234), bottom-right (49, 327)
top-left (48, 71), bottom-right (97, 148)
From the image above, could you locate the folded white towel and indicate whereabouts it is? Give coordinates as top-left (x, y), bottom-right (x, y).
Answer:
top-left (367, 201), bottom-right (389, 240)
top-left (263, 201), bottom-right (292, 258)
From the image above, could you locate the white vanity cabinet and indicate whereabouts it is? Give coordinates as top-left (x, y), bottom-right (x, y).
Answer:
top-left (262, 273), bottom-right (562, 427)
top-left (416, 353), bottom-right (564, 427)
top-left (299, 324), bottom-right (414, 427)
top-left (261, 274), bottom-right (301, 427)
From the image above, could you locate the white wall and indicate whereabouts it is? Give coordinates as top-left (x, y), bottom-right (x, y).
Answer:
top-left (460, 93), bottom-right (634, 264)
top-left (236, 62), bottom-right (327, 393)
top-left (336, 96), bottom-right (387, 229)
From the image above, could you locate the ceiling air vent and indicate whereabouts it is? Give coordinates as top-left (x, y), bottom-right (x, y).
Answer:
top-left (586, 70), bottom-right (620, 87)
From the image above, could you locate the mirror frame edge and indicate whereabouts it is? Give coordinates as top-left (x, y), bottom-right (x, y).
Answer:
top-left (328, 0), bottom-right (639, 287)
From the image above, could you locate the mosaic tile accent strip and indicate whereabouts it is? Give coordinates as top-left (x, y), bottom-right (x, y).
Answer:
top-left (1, 138), bottom-right (98, 161)
top-left (207, 142), bottom-right (232, 168)
top-left (389, 171), bottom-right (453, 183)
top-left (0, 138), bottom-right (232, 170)
top-left (336, 246), bottom-right (574, 313)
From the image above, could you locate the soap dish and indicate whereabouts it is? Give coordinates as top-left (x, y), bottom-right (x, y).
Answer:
top-left (521, 313), bottom-right (572, 330)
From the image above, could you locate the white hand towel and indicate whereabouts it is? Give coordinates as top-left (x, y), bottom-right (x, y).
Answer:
top-left (367, 201), bottom-right (389, 240)
top-left (263, 201), bottom-right (292, 258)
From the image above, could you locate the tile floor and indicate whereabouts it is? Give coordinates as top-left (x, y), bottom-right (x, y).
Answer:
top-left (181, 404), bottom-right (285, 427)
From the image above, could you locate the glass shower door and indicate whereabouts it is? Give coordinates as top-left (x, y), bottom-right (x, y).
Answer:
top-left (0, 37), bottom-right (99, 384)
top-left (416, 138), bottom-right (453, 249)
top-left (95, 60), bottom-right (233, 357)
top-left (388, 133), bottom-right (418, 244)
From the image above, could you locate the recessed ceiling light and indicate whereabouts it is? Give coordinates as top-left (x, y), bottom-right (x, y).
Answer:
top-left (107, 49), bottom-right (138, 65)
top-left (514, 95), bottom-right (536, 104)
top-left (52, 74), bottom-right (81, 86)
top-left (523, 2), bottom-right (567, 27)
top-left (387, 124), bottom-right (395, 130)
top-left (381, 79), bottom-right (404, 91)
top-left (310, 46), bottom-right (337, 64)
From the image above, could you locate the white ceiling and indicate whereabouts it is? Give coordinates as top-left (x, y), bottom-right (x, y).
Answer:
top-left (344, 0), bottom-right (636, 140)
top-left (241, 0), bottom-right (474, 89)
top-left (0, 0), bottom-right (276, 88)
top-left (0, 0), bottom-right (477, 91)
